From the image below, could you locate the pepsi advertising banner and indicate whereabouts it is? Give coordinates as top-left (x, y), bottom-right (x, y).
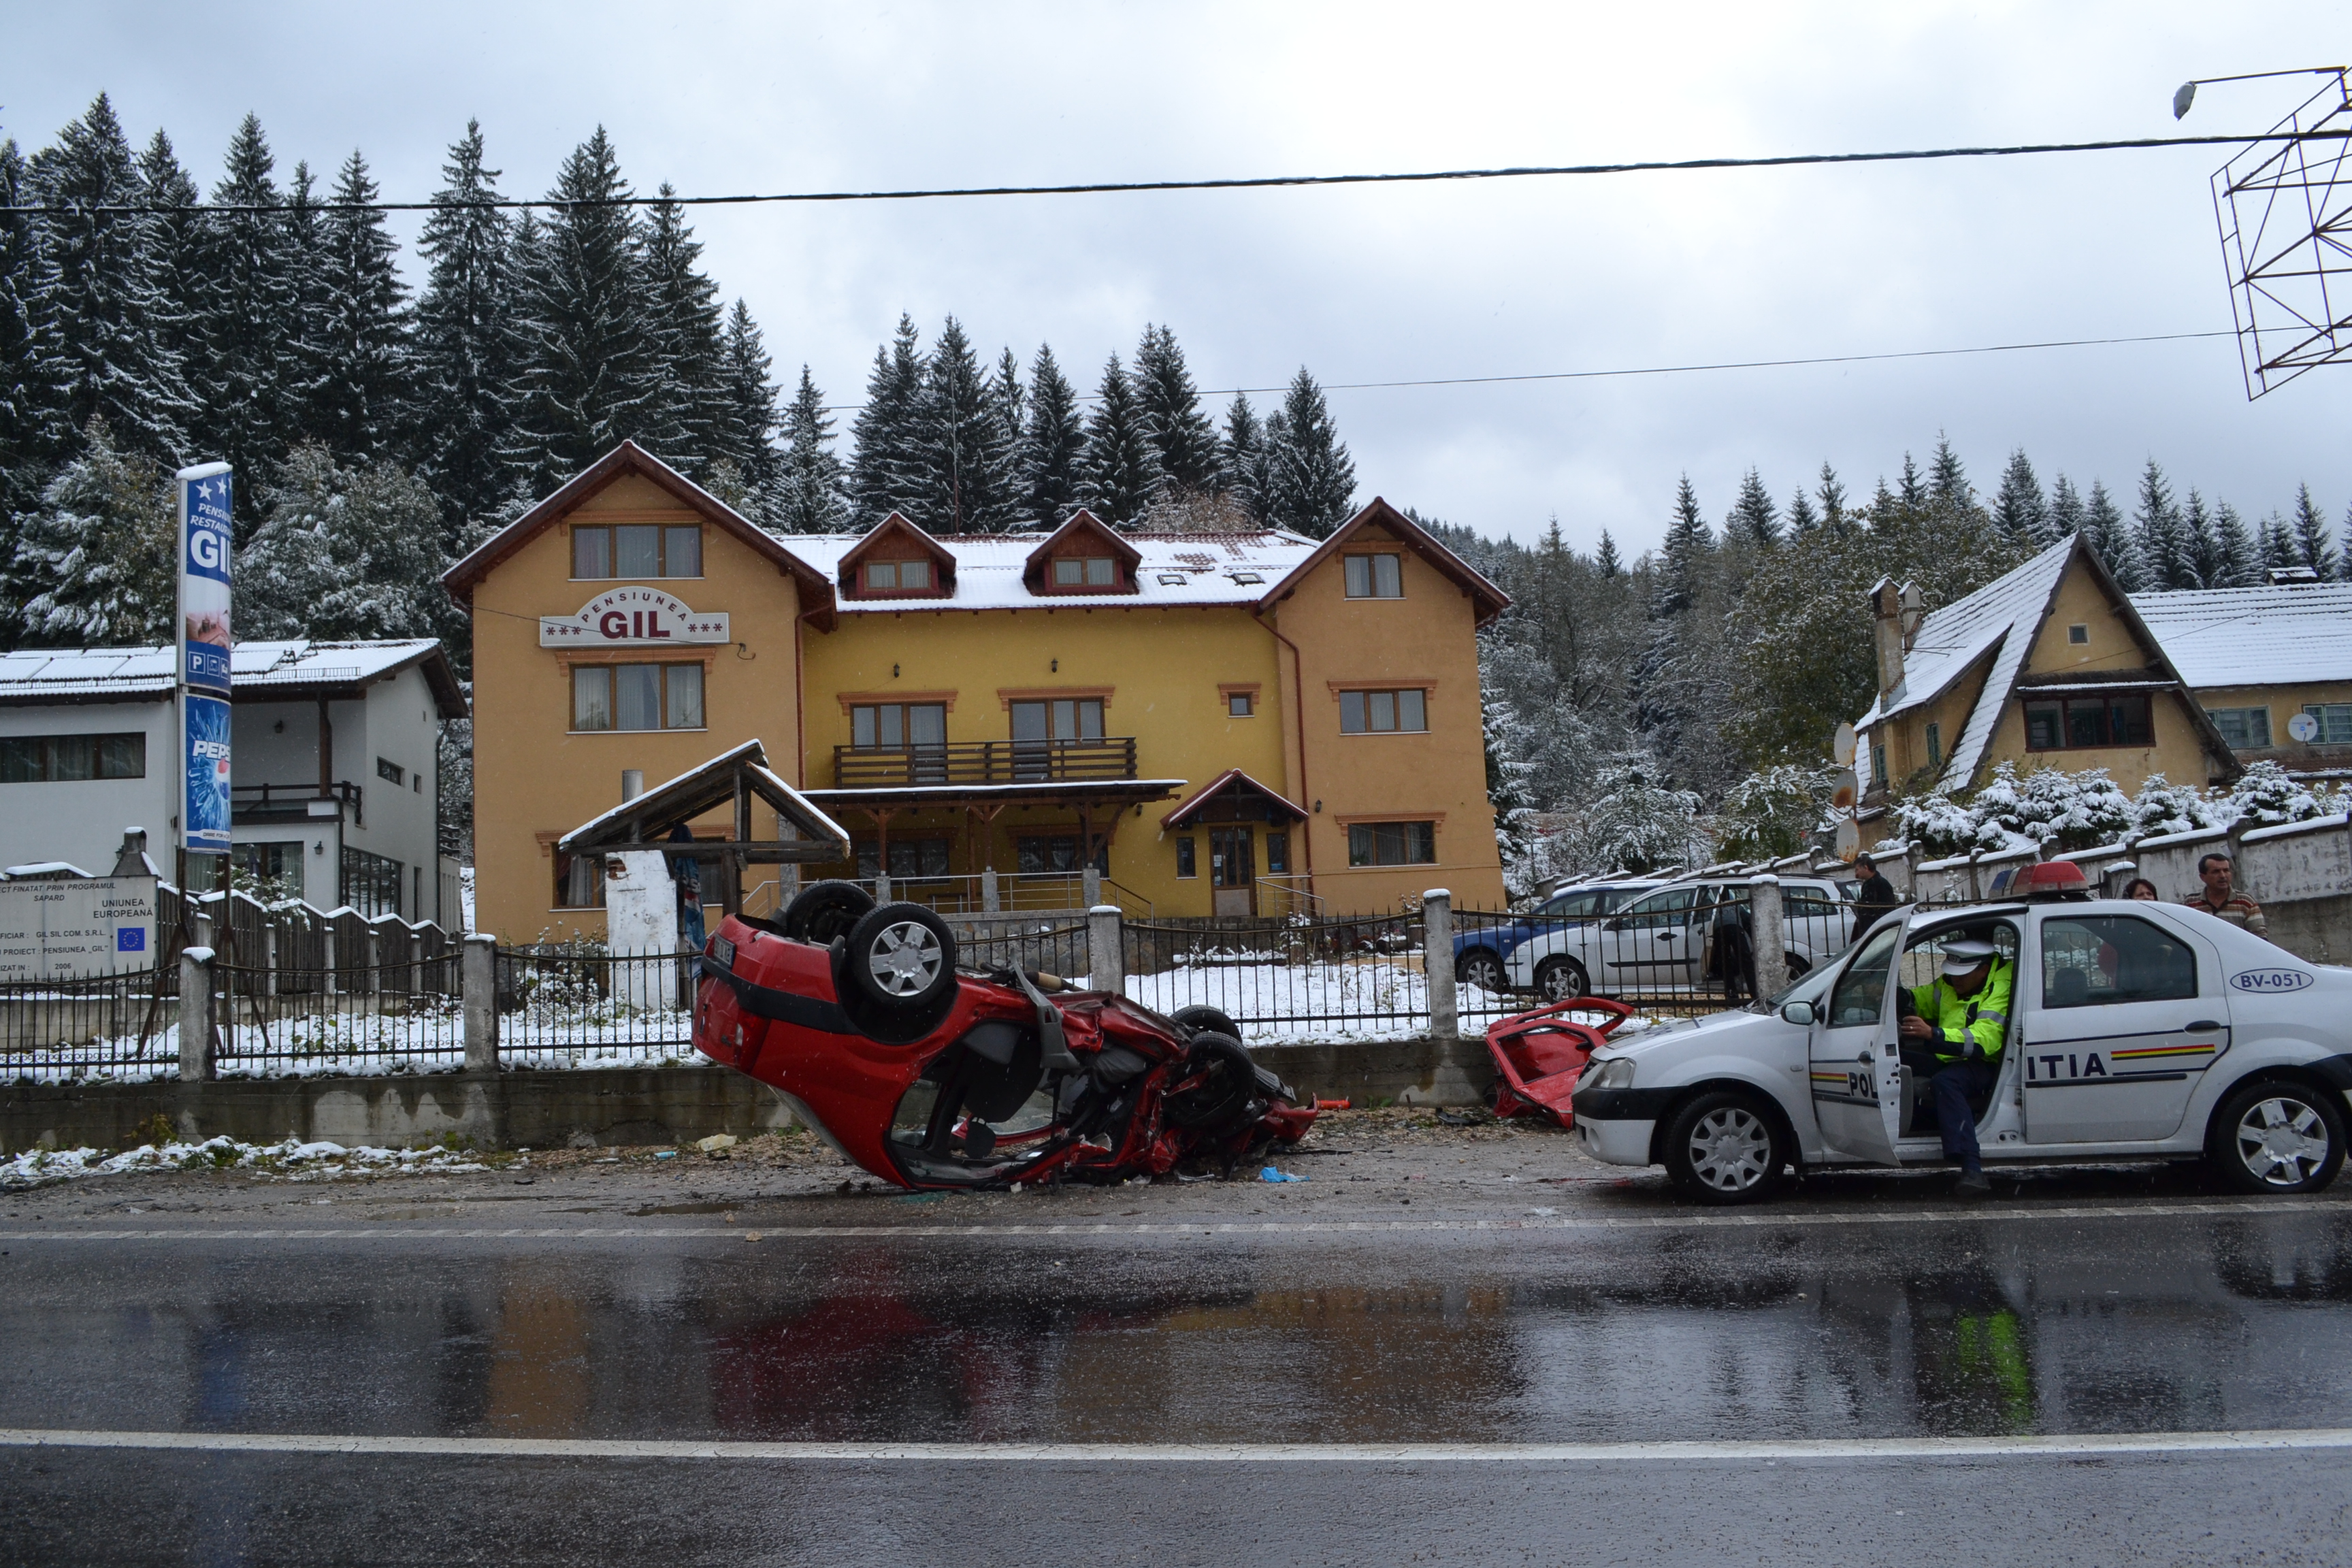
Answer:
top-left (178, 464), bottom-right (233, 696)
top-left (183, 692), bottom-right (233, 851)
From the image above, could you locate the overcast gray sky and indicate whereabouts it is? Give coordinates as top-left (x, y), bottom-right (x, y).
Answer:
top-left (7, 1), bottom-right (2349, 555)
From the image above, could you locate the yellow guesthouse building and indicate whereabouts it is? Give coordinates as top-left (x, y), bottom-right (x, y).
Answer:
top-left (446, 442), bottom-right (1511, 940)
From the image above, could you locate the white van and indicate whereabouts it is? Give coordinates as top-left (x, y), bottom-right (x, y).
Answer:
top-left (1505, 875), bottom-right (1855, 1002)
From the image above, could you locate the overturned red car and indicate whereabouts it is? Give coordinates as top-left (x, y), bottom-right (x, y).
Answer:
top-left (693, 882), bottom-right (1314, 1190)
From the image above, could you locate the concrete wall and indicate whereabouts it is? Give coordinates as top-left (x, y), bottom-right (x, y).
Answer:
top-left (0, 698), bottom-right (175, 876)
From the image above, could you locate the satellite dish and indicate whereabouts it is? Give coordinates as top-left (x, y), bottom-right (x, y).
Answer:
top-left (1829, 769), bottom-right (1859, 812)
top-left (2173, 80), bottom-right (2198, 120)
top-left (2288, 710), bottom-right (2321, 742)
top-left (1833, 819), bottom-right (1861, 860)
top-left (1832, 722), bottom-right (1857, 766)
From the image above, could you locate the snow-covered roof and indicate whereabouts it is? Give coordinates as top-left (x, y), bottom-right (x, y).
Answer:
top-left (779, 529), bottom-right (1322, 612)
top-left (0, 639), bottom-right (467, 716)
top-left (2131, 582), bottom-right (2352, 689)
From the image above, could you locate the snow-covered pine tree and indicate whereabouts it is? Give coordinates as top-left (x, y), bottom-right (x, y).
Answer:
top-left (16, 416), bottom-right (176, 645)
top-left (2044, 473), bottom-right (2084, 548)
top-left (1079, 353), bottom-right (1160, 528)
top-left (2213, 500), bottom-right (2256, 587)
top-left (987, 347), bottom-right (1026, 505)
top-left (1897, 452), bottom-right (1926, 507)
top-left (1928, 434), bottom-right (1970, 505)
top-left (1992, 448), bottom-right (2045, 542)
top-left (1595, 529), bottom-right (1621, 576)
top-left (2258, 510), bottom-right (2298, 571)
top-left (1219, 392), bottom-right (1268, 527)
top-left (135, 131), bottom-right (204, 399)
top-left (1816, 462), bottom-right (1848, 532)
top-left (849, 314), bottom-right (924, 525)
top-left (2133, 459), bottom-right (2191, 589)
top-left (24, 95), bottom-right (193, 473)
top-left (193, 114), bottom-right (299, 504)
top-left (715, 299), bottom-right (780, 508)
top-left (308, 149), bottom-right (408, 464)
top-left (777, 365), bottom-right (848, 534)
top-left (1652, 474), bottom-right (1710, 617)
top-left (0, 138), bottom-right (71, 551)
top-left (2181, 489), bottom-right (2223, 589)
top-left (1263, 368), bottom-right (1354, 538)
top-left (1132, 324), bottom-right (1220, 494)
top-left (2083, 478), bottom-right (2141, 588)
top-left (1726, 466), bottom-right (1778, 548)
top-left (640, 185), bottom-right (725, 470)
top-left (914, 317), bottom-right (1016, 532)
top-left (237, 443), bottom-right (453, 644)
top-left (1784, 486), bottom-right (1818, 536)
top-left (411, 120), bottom-right (517, 546)
top-left (502, 129), bottom-right (661, 497)
top-left (2290, 483), bottom-right (2340, 578)
top-left (1019, 344), bottom-right (1083, 529)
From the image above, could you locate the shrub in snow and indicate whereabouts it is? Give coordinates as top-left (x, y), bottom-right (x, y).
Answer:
top-left (2217, 759), bottom-right (2331, 828)
top-left (1563, 753), bottom-right (1705, 875)
top-left (2129, 773), bottom-right (2219, 838)
top-left (1891, 786), bottom-right (1982, 857)
top-left (1967, 762), bottom-right (2136, 851)
top-left (1716, 764), bottom-right (1833, 862)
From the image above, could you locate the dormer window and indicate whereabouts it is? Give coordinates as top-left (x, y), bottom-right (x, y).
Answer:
top-left (865, 559), bottom-right (932, 592)
top-left (1054, 557), bottom-right (1117, 588)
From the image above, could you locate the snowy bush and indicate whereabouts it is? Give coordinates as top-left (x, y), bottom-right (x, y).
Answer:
top-left (1558, 753), bottom-right (1705, 875)
top-left (2215, 759), bottom-right (2332, 828)
top-left (1966, 762), bottom-right (2136, 851)
top-left (1716, 765), bottom-right (1833, 861)
top-left (2129, 773), bottom-right (2218, 837)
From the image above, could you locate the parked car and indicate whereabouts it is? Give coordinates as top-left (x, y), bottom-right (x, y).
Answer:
top-left (1570, 887), bottom-right (2350, 1202)
top-left (1452, 879), bottom-right (1665, 994)
top-left (693, 881), bottom-right (1313, 1190)
top-left (1504, 875), bottom-right (1856, 1002)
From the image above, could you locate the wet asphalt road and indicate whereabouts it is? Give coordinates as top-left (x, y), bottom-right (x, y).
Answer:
top-left (5, 1159), bottom-right (2352, 1564)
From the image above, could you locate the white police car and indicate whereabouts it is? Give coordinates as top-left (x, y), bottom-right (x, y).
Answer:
top-left (1568, 879), bottom-right (2351, 1203)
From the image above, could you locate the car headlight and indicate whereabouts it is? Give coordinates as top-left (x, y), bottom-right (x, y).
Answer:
top-left (1589, 1057), bottom-right (1637, 1090)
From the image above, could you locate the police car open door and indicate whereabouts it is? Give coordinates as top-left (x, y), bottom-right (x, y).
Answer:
top-left (1807, 911), bottom-right (1906, 1162)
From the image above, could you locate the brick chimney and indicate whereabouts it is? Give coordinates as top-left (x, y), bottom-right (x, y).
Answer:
top-left (1870, 576), bottom-right (1908, 704)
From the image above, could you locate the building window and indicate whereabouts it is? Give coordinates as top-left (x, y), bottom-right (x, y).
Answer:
top-left (1264, 832), bottom-right (1290, 875)
top-left (2302, 703), bottom-right (2352, 745)
top-left (2207, 706), bottom-right (2272, 750)
top-left (2023, 693), bottom-right (2153, 751)
top-left (232, 841), bottom-right (305, 900)
top-left (1017, 835), bottom-right (1107, 875)
top-left (1924, 722), bottom-right (1942, 768)
top-left (1344, 553), bottom-right (1403, 598)
top-left (856, 838), bottom-right (951, 881)
top-left (1348, 821), bottom-right (1436, 867)
top-left (1175, 836), bottom-right (1197, 878)
top-left (572, 523), bottom-right (700, 580)
top-left (376, 756), bottom-right (406, 787)
top-left (1051, 557), bottom-right (1117, 587)
top-left (342, 845), bottom-right (404, 918)
top-left (0, 732), bottom-right (145, 783)
top-left (1227, 692), bottom-right (1253, 717)
top-left (1872, 742), bottom-right (1887, 787)
top-left (851, 702), bottom-right (947, 750)
top-left (863, 559), bottom-right (934, 592)
top-left (2067, 623), bottom-right (2089, 645)
top-left (1010, 698), bottom-right (1104, 742)
top-left (553, 850), bottom-right (604, 909)
top-left (573, 664), bottom-right (704, 732)
top-left (1339, 689), bottom-right (1428, 734)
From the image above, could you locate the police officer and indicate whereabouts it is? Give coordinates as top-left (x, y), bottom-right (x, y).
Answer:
top-left (1896, 935), bottom-right (2011, 1198)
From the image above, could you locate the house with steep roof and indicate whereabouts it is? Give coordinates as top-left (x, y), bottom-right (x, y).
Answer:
top-left (1855, 535), bottom-right (2237, 840)
top-left (2132, 576), bottom-right (2352, 782)
top-left (444, 441), bottom-right (1510, 938)
top-left (0, 639), bottom-right (468, 921)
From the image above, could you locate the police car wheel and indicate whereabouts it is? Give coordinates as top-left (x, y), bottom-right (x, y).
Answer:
top-left (2210, 1079), bottom-right (2345, 1196)
top-left (1663, 1090), bottom-right (1786, 1205)
top-left (1535, 957), bottom-right (1588, 1004)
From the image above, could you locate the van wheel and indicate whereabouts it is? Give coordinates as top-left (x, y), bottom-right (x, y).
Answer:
top-left (2208, 1079), bottom-right (2345, 1195)
top-left (1663, 1090), bottom-right (1786, 1205)
top-left (1534, 956), bottom-right (1588, 1003)
top-left (844, 902), bottom-right (959, 1015)
top-left (782, 879), bottom-right (875, 946)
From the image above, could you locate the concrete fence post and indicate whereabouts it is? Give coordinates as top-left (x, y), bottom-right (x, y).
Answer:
top-left (365, 926), bottom-right (382, 998)
top-left (263, 923), bottom-right (279, 999)
top-left (1086, 905), bottom-right (1125, 995)
top-left (462, 934), bottom-right (500, 1073)
top-left (875, 870), bottom-right (892, 904)
top-left (1966, 849), bottom-right (1984, 902)
top-left (178, 941), bottom-right (216, 1083)
top-left (1422, 888), bottom-right (1458, 1041)
top-left (1081, 866), bottom-right (1102, 912)
top-left (1750, 875), bottom-right (1788, 1002)
top-left (323, 926), bottom-right (338, 996)
top-left (981, 866), bottom-right (1000, 914)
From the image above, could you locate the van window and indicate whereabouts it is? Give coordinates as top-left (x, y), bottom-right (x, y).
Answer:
top-left (2041, 915), bottom-right (2197, 1008)
top-left (1613, 886), bottom-right (1699, 930)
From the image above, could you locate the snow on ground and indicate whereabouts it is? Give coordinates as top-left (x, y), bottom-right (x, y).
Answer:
top-left (1122, 960), bottom-right (1526, 1044)
top-left (1, 1135), bottom-right (491, 1188)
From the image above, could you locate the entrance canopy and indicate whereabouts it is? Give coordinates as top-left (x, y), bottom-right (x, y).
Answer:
top-left (559, 739), bottom-right (849, 863)
top-left (1160, 769), bottom-right (1308, 832)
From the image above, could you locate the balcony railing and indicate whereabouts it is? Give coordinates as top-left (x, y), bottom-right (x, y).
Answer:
top-left (832, 738), bottom-right (1140, 789)
top-left (231, 780), bottom-right (364, 826)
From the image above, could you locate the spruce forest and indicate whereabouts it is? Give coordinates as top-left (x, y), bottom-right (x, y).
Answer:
top-left (2, 95), bottom-right (2347, 883)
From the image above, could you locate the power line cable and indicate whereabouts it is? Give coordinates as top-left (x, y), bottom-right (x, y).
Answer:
top-left (4, 130), bottom-right (2346, 214)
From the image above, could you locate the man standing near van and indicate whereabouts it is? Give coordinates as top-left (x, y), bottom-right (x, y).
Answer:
top-left (2184, 852), bottom-right (2267, 936)
top-left (1897, 936), bottom-right (2011, 1199)
top-left (1852, 854), bottom-right (1899, 942)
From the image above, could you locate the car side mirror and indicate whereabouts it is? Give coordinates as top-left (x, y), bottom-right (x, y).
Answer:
top-left (1780, 1000), bottom-right (1816, 1026)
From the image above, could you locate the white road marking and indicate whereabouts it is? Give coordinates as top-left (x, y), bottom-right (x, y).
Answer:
top-left (3, 1426), bottom-right (2351, 1463)
top-left (0, 1196), bottom-right (2342, 1243)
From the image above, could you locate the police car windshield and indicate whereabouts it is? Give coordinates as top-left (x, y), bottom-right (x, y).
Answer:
top-left (1765, 958), bottom-right (1838, 1011)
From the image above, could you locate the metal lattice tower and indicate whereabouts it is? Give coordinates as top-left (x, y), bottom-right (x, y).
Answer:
top-left (2213, 70), bottom-right (2352, 398)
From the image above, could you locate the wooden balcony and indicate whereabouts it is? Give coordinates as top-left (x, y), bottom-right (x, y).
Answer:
top-left (832, 738), bottom-right (1141, 789)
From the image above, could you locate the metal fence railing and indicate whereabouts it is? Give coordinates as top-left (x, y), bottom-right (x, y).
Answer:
top-left (0, 968), bottom-right (178, 1082)
top-left (1120, 911), bottom-right (1431, 1042)
top-left (492, 947), bottom-right (699, 1068)
top-left (214, 962), bottom-right (465, 1072)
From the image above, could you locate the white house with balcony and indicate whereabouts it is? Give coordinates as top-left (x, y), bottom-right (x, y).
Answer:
top-left (0, 640), bottom-right (468, 924)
